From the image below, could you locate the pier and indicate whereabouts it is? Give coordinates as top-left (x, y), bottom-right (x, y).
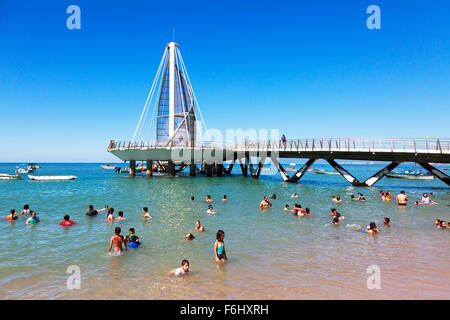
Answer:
top-left (108, 138), bottom-right (450, 186)
top-left (107, 41), bottom-right (450, 186)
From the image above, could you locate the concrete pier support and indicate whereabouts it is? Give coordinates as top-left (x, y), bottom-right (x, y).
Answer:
top-left (271, 157), bottom-right (290, 182)
top-left (206, 163), bottom-right (213, 177)
top-left (239, 158), bottom-right (248, 177)
top-left (129, 160), bottom-right (136, 177)
top-left (418, 162), bottom-right (450, 186)
top-left (189, 163), bottom-right (197, 176)
top-left (216, 163), bottom-right (224, 176)
top-left (249, 157), bottom-right (266, 179)
top-left (145, 160), bottom-right (153, 177)
top-left (223, 160), bottom-right (235, 175)
top-left (167, 160), bottom-right (175, 177)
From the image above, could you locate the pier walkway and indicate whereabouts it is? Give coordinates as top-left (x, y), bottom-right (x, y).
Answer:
top-left (108, 138), bottom-right (450, 186)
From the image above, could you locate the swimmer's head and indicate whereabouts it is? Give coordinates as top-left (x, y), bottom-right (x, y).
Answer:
top-left (414, 201), bottom-right (419, 205)
top-left (185, 233), bottom-right (195, 240)
top-left (10, 209), bottom-right (16, 215)
top-left (190, 196), bottom-right (194, 200)
top-left (206, 195), bottom-right (211, 199)
top-left (217, 229), bottom-right (225, 241)
top-left (118, 211), bottom-right (123, 217)
top-left (223, 195), bottom-right (227, 199)
top-left (24, 204), bottom-right (29, 210)
top-left (143, 207), bottom-right (148, 213)
top-left (400, 190), bottom-right (405, 195)
top-left (195, 220), bottom-right (201, 228)
top-left (129, 228), bottom-right (135, 234)
top-left (351, 194), bottom-right (355, 199)
top-left (89, 205), bottom-right (93, 210)
top-left (285, 204), bottom-right (289, 208)
top-left (336, 195), bottom-right (341, 200)
top-left (369, 222), bottom-right (377, 230)
top-left (114, 227), bottom-right (121, 235)
top-left (384, 217), bottom-right (390, 224)
top-left (64, 215), bottom-right (70, 221)
top-left (305, 208), bottom-right (310, 214)
top-left (31, 212), bottom-right (36, 218)
top-left (181, 259), bottom-right (190, 272)
top-left (108, 208), bottom-right (114, 215)
top-left (441, 221), bottom-right (447, 228)
top-left (423, 193), bottom-right (428, 197)
top-left (272, 194), bottom-right (277, 199)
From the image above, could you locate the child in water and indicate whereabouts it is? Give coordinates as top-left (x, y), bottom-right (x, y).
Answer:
top-left (26, 212), bottom-right (40, 224)
top-left (383, 217), bottom-right (390, 226)
top-left (142, 207), bottom-right (152, 219)
top-left (185, 233), bottom-right (195, 240)
top-left (332, 195), bottom-right (342, 203)
top-left (59, 215), bottom-right (76, 226)
top-left (170, 259), bottom-right (190, 276)
top-left (364, 222), bottom-right (379, 234)
top-left (284, 204), bottom-right (293, 212)
top-left (206, 205), bottom-right (216, 214)
top-left (214, 230), bottom-right (227, 262)
top-left (105, 208), bottom-right (114, 222)
top-left (222, 195), bottom-right (228, 202)
top-left (195, 220), bottom-right (205, 232)
top-left (115, 211), bottom-right (126, 221)
top-left (305, 208), bottom-right (312, 216)
top-left (128, 235), bottom-right (141, 248)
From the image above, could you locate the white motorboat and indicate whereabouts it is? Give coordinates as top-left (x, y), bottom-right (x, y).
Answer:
top-left (386, 170), bottom-right (434, 180)
top-left (101, 164), bottom-right (117, 170)
top-left (28, 175), bottom-right (77, 181)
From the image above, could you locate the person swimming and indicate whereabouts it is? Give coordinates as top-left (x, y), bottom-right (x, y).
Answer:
top-left (185, 233), bottom-right (195, 240)
top-left (4, 209), bottom-right (18, 221)
top-left (293, 204), bottom-right (306, 216)
top-left (128, 235), bottom-right (141, 248)
top-left (25, 211), bottom-right (40, 224)
top-left (332, 195), bottom-right (342, 203)
top-left (357, 193), bottom-right (366, 202)
top-left (105, 208), bottom-right (114, 222)
top-left (363, 222), bottom-right (379, 233)
top-left (190, 196), bottom-right (195, 201)
top-left (331, 216), bottom-right (340, 225)
top-left (171, 259), bottom-right (190, 276)
top-left (222, 195), bottom-right (228, 202)
top-left (206, 205), bottom-right (216, 214)
top-left (259, 196), bottom-right (272, 210)
top-left (305, 208), bottom-right (312, 216)
top-left (383, 217), bottom-right (390, 226)
top-left (195, 220), bottom-right (205, 232)
top-left (214, 230), bottom-right (227, 262)
top-left (205, 195), bottom-right (214, 203)
top-left (86, 205), bottom-right (98, 216)
top-left (125, 228), bottom-right (138, 243)
top-left (291, 192), bottom-right (298, 198)
top-left (20, 204), bottom-right (31, 216)
top-left (59, 215), bottom-right (76, 226)
top-left (115, 211), bottom-right (126, 221)
top-left (350, 194), bottom-right (356, 201)
top-left (284, 204), bottom-right (293, 212)
top-left (271, 194), bottom-right (277, 200)
top-left (108, 226), bottom-right (126, 256)
top-left (142, 207), bottom-right (152, 219)
top-left (421, 193), bottom-right (437, 205)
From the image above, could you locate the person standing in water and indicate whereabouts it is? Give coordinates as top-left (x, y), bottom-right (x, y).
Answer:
top-left (142, 207), bottom-right (152, 219)
top-left (205, 195), bottom-right (214, 203)
top-left (20, 204), bottom-right (31, 215)
top-left (26, 212), bottom-right (40, 224)
top-left (396, 191), bottom-right (408, 206)
top-left (214, 230), bottom-right (227, 263)
top-left (259, 196), bottom-right (272, 210)
top-left (4, 209), bottom-right (18, 221)
top-left (195, 220), bottom-right (205, 232)
top-left (108, 227), bottom-right (126, 256)
top-left (105, 208), bottom-right (114, 222)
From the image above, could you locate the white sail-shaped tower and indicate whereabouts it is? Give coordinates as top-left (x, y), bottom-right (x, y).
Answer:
top-left (132, 42), bottom-right (207, 147)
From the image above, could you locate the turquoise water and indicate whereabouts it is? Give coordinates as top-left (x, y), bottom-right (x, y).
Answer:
top-left (0, 162), bottom-right (449, 299)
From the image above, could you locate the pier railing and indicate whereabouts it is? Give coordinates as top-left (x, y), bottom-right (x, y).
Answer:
top-left (108, 138), bottom-right (450, 154)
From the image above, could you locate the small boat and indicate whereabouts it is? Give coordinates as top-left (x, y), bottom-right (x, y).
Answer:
top-left (311, 169), bottom-right (339, 175)
top-left (0, 174), bottom-right (23, 180)
top-left (28, 175), bottom-right (77, 181)
top-left (101, 164), bottom-right (117, 170)
top-left (386, 170), bottom-right (434, 180)
top-left (286, 163), bottom-right (297, 172)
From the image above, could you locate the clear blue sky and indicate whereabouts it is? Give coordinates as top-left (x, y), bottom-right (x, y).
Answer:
top-left (1, 0), bottom-right (449, 162)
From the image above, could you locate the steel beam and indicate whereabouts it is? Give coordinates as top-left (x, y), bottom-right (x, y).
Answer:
top-left (249, 157), bottom-right (266, 179)
top-left (223, 160), bottom-right (235, 175)
top-left (326, 159), bottom-right (364, 186)
top-left (363, 162), bottom-right (400, 187)
top-left (239, 158), bottom-right (248, 177)
top-left (289, 159), bottom-right (315, 183)
top-left (216, 163), bottom-right (224, 177)
top-left (271, 157), bottom-right (290, 182)
top-left (167, 160), bottom-right (175, 176)
top-left (189, 163), bottom-right (197, 176)
top-left (418, 162), bottom-right (450, 186)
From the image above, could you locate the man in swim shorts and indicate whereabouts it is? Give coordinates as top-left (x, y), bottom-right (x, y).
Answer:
top-left (259, 196), bottom-right (272, 210)
top-left (109, 227), bottom-right (126, 255)
top-left (396, 191), bottom-right (408, 206)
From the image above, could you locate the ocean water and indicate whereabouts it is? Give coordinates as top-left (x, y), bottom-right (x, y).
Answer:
top-left (0, 162), bottom-right (449, 300)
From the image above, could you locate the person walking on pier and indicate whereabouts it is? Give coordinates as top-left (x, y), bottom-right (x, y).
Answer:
top-left (281, 134), bottom-right (287, 150)
top-left (396, 191), bottom-right (408, 206)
